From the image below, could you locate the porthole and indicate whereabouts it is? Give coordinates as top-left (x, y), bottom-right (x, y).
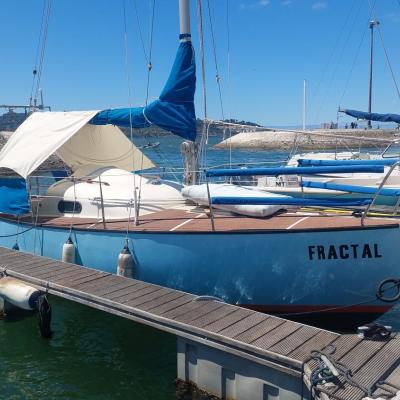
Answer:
top-left (57, 200), bottom-right (82, 214)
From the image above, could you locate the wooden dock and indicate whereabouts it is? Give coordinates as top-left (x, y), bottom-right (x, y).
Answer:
top-left (0, 246), bottom-right (399, 400)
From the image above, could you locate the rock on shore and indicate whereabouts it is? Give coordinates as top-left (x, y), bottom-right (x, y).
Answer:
top-left (214, 129), bottom-right (400, 151)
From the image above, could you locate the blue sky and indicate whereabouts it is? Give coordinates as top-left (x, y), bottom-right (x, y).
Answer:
top-left (1, 0), bottom-right (400, 126)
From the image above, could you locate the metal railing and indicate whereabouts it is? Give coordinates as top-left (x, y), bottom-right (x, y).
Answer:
top-left (361, 160), bottom-right (400, 226)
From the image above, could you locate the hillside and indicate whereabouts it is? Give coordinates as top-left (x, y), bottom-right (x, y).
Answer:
top-left (0, 111), bottom-right (259, 137)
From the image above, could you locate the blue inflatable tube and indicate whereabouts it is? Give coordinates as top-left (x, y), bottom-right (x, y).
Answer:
top-left (211, 196), bottom-right (371, 207)
top-left (205, 165), bottom-right (384, 177)
top-left (301, 180), bottom-right (400, 197)
top-left (298, 158), bottom-right (400, 167)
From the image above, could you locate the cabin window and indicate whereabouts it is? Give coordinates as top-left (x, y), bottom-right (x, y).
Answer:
top-left (58, 200), bottom-right (82, 214)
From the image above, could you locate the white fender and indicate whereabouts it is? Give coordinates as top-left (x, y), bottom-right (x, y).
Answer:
top-left (0, 277), bottom-right (41, 311)
top-left (117, 243), bottom-right (135, 278)
top-left (62, 237), bottom-right (76, 264)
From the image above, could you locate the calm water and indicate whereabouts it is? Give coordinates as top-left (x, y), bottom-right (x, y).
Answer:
top-left (1, 136), bottom-right (399, 399)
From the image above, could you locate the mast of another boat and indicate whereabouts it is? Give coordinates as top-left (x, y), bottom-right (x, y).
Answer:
top-left (368, 20), bottom-right (379, 129)
top-left (179, 0), bottom-right (199, 186)
top-left (303, 79), bottom-right (307, 131)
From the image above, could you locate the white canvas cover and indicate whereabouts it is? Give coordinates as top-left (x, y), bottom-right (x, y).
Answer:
top-left (0, 111), bottom-right (155, 178)
top-left (56, 123), bottom-right (154, 173)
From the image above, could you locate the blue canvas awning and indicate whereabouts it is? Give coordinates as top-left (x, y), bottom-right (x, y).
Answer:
top-left (0, 178), bottom-right (29, 215)
top-left (91, 41), bottom-right (196, 141)
top-left (340, 109), bottom-right (400, 124)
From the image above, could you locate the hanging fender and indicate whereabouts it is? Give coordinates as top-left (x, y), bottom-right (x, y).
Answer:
top-left (0, 276), bottom-right (42, 311)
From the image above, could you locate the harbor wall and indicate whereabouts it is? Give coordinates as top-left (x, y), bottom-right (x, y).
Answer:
top-left (214, 129), bottom-right (400, 151)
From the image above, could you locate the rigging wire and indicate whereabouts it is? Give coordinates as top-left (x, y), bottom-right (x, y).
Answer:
top-left (309, 0), bottom-right (359, 123)
top-left (30, 0), bottom-right (51, 109)
top-left (133, 0), bottom-right (149, 62)
top-left (225, 0), bottom-right (233, 168)
top-left (122, 0), bottom-right (139, 233)
top-left (312, 0), bottom-right (362, 124)
top-left (367, 0), bottom-right (400, 103)
top-left (145, 0), bottom-right (156, 106)
top-left (206, 0), bottom-right (225, 124)
top-left (196, 0), bottom-right (209, 172)
top-left (338, 0), bottom-right (378, 108)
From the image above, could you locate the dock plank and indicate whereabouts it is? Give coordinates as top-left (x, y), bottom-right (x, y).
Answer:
top-left (268, 325), bottom-right (320, 356)
top-left (139, 292), bottom-right (188, 312)
top-left (289, 330), bottom-right (339, 361)
top-left (103, 281), bottom-right (151, 301)
top-left (251, 321), bottom-right (302, 350)
top-left (203, 307), bottom-right (254, 333)
top-left (189, 304), bottom-right (238, 329)
top-left (148, 294), bottom-right (194, 315)
top-left (234, 317), bottom-right (286, 344)
top-left (218, 312), bottom-right (269, 339)
top-left (174, 301), bottom-right (226, 324)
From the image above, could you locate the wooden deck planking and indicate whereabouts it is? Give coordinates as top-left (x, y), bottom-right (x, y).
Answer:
top-left (202, 307), bottom-right (255, 333)
top-left (217, 312), bottom-right (269, 339)
top-left (251, 321), bottom-right (302, 349)
top-left (103, 282), bottom-right (152, 301)
top-left (5, 208), bottom-right (398, 235)
top-left (147, 294), bottom-right (194, 316)
top-left (189, 304), bottom-right (239, 329)
top-left (138, 291), bottom-right (188, 312)
top-left (174, 301), bottom-right (227, 324)
top-left (288, 330), bottom-right (339, 361)
top-left (234, 317), bottom-right (286, 344)
top-left (268, 325), bottom-right (321, 356)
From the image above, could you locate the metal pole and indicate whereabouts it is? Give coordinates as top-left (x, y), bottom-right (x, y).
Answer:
top-left (303, 79), bottom-right (306, 131)
top-left (98, 176), bottom-right (107, 230)
top-left (179, 0), bottom-right (191, 40)
top-left (368, 20), bottom-right (379, 129)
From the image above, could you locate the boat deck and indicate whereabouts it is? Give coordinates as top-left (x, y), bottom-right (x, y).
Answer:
top-left (1, 246), bottom-right (400, 400)
top-left (7, 208), bottom-right (399, 233)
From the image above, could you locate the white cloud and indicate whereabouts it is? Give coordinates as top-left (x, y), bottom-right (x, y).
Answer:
top-left (312, 1), bottom-right (327, 10)
top-left (240, 0), bottom-right (270, 10)
top-left (281, 0), bottom-right (292, 5)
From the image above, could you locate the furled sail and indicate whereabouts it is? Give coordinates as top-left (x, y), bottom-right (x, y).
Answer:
top-left (340, 109), bottom-right (400, 124)
top-left (91, 41), bottom-right (197, 141)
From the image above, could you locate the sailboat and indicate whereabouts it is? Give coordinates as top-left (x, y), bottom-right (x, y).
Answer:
top-left (0, 0), bottom-right (399, 328)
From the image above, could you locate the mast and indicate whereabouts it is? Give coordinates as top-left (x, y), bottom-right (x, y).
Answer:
top-left (368, 20), bottom-right (379, 129)
top-left (179, 0), bottom-right (199, 185)
top-left (303, 79), bottom-right (307, 131)
top-left (179, 0), bottom-right (191, 41)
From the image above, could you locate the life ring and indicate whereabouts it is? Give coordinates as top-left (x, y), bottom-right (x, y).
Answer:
top-left (376, 278), bottom-right (400, 303)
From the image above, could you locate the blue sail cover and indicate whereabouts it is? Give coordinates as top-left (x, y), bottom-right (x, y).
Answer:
top-left (340, 109), bottom-right (400, 124)
top-left (91, 41), bottom-right (196, 141)
top-left (0, 178), bottom-right (29, 215)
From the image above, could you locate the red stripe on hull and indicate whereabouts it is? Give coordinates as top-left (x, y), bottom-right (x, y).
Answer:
top-left (241, 304), bottom-right (392, 314)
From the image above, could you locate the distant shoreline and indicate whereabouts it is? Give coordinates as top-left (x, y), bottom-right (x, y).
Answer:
top-left (214, 128), bottom-right (400, 150)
